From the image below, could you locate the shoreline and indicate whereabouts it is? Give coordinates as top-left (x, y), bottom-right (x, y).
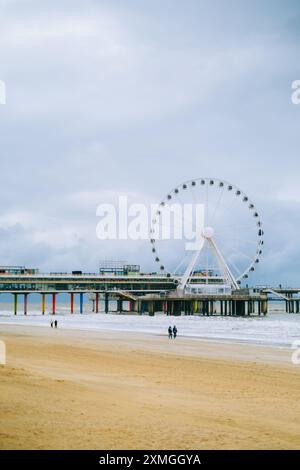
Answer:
top-left (0, 310), bottom-right (299, 350)
top-left (0, 323), bottom-right (296, 367)
top-left (0, 318), bottom-right (294, 349)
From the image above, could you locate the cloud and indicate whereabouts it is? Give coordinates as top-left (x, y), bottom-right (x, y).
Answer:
top-left (0, 0), bottom-right (299, 284)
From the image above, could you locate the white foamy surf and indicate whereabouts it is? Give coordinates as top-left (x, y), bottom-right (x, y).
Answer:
top-left (1, 305), bottom-right (300, 348)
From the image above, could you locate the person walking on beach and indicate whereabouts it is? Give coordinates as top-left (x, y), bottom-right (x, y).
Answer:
top-left (50, 321), bottom-right (53, 328)
top-left (173, 325), bottom-right (178, 339)
top-left (54, 320), bottom-right (58, 328)
top-left (168, 326), bottom-right (173, 339)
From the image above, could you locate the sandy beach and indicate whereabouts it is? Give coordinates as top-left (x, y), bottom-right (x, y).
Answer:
top-left (1, 323), bottom-right (300, 450)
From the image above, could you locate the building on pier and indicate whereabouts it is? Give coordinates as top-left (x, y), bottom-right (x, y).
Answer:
top-left (0, 265), bottom-right (39, 275)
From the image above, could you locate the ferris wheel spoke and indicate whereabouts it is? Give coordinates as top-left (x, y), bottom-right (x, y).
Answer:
top-left (226, 258), bottom-right (242, 277)
top-left (190, 186), bottom-right (198, 205)
top-left (217, 223), bottom-right (259, 231)
top-left (226, 245), bottom-right (253, 264)
top-left (215, 234), bottom-right (259, 246)
top-left (229, 248), bottom-right (253, 262)
top-left (173, 252), bottom-right (191, 275)
top-left (157, 197), bottom-right (207, 239)
top-left (215, 230), bottom-right (260, 244)
top-left (222, 187), bottom-right (246, 215)
top-left (167, 190), bottom-right (199, 227)
top-left (209, 186), bottom-right (225, 225)
top-left (212, 236), bottom-right (254, 274)
top-left (154, 217), bottom-right (197, 241)
top-left (209, 197), bottom-right (256, 224)
top-left (172, 191), bottom-right (185, 206)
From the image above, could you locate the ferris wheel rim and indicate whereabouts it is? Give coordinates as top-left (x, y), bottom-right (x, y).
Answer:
top-left (149, 177), bottom-right (264, 284)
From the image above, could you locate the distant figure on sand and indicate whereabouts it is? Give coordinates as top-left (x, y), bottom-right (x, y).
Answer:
top-left (168, 326), bottom-right (173, 339)
top-left (54, 320), bottom-right (58, 328)
top-left (173, 325), bottom-right (178, 339)
top-left (50, 321), bottom-right (53, 328)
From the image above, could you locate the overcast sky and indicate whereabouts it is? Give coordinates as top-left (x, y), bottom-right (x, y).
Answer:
top-left (0, 0), bottom-right (300, 285)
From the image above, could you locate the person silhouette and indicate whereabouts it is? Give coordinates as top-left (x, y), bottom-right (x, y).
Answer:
top-left (173, 325), bottom-right (177, 339)
top-left (168, 326), bottom-right (173, 339)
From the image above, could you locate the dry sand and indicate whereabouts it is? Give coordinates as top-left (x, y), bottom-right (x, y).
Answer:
top-left (0, 324), bottom-right (300, 450)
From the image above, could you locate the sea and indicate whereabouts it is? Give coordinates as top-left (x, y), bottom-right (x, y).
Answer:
top-left (0, 295), bottom-right (299, 348)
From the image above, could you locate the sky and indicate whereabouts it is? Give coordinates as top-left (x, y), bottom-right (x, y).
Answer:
top-left (0, 0), bottom-right (300, 285)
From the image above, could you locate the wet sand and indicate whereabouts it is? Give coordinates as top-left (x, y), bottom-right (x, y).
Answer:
top-left (0, 324), bottom-right (300, 449)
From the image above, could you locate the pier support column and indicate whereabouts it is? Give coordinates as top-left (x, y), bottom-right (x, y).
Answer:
top-left (52, 293), bottom-right (56, 315)
top-left (70, 293), bottom-right (74, 314)
top-left (24, 293), bottom-right (28, 315)
top-left (175, 300), bottom-right (182, 316)
top-left (105, 293), bottom-right (109, 314)
top-left (42, 293), bottom-right (45, 315)
top-left (14, 293), bottom-right (18, 315)
top-left (236, 300), bottom-right (245, 316)
top-left (95, 292), bottom-right (99, 313)
top-left (262, 299), bottom-right (268, 316)
top-left (117, 298), bottom-right (123, 313)
top-left (80, 293), bottom-right (83, 314)
top-left (148, 301), bottom-right (155, 316)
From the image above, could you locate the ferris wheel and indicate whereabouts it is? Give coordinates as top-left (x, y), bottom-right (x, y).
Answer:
top-left (150, 178), bottom-right (264, 292)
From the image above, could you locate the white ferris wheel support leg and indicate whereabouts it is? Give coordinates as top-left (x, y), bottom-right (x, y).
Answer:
top-left (207, 237), bottom-right (239, 290)
top-left (177, 237), bottom-right (205, 293)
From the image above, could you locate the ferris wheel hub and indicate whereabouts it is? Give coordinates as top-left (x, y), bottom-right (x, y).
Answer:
top-left (202, 226), bottom-right (215, 239)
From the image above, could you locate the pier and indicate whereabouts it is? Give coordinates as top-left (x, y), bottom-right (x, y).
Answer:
top-left (130, 292), bottom-right (268, 316)
top-left (0, 270), bottom-right (271, 316)
top-left (259, 287), bottom-right (300, 313)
